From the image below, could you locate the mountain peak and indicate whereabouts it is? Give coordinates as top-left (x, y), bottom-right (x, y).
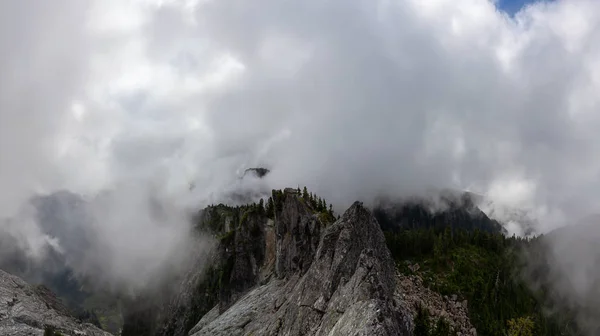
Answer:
top-left (188, 196), bottom-right (410, 336)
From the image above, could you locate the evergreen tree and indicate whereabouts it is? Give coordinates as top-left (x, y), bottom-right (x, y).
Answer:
top-left (432, 318), bottom-right (453, 336)
top-left (507, 317), bottom-right (534, 336)
top-left (414, 304), bottom-right (431, 336)
top-left (266, 197), bottom-right (275, 218)
top-left (272, 189), bottom-right (284, 212)
top-left (384, 227), bottom-right (573, 336)
top-left (258, 199), bottom-right (265, 215)
top-left (303, 186), bottom-right (309, 200)
top-left (44, 327), bottom-right (55, 336)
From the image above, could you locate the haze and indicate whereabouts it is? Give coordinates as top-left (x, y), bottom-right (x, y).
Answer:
top-left (2, 0), bottom-right (600, 332)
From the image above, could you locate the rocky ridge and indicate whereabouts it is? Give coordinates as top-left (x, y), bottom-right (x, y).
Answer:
top-left (0, 269), bottom-right (111, 336)
top-left (189, 198), bottom-right (412, 336)
top-left (122, 188), bottom-right (478, 336)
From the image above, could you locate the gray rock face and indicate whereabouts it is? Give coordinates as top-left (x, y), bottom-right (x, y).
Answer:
top-left (0, 269), bottom-right (111, 336)
top-left (217, 211), bottom-right (267, 312)
top-left (153, 206), bottom-right (270, 336)
top-left (191, 201), bottom-right (412, 336)
top-left (275, 192), bottom-right (323, 278)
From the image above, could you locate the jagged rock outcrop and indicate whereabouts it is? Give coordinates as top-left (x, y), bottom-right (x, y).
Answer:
top-left (0, 269), bottom-right (111, 336)
top-left (122, 191), bottom-right (413, 336)
top-left (275, 189), bottom-right (323, 278)
top-left (190, 200), bottom-right (412, 336)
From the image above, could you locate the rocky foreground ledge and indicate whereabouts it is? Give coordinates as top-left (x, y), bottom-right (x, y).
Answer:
top-left (0, 269), bottom-right (111, 336)
top-left (189, 199), bottom-right (413, 336)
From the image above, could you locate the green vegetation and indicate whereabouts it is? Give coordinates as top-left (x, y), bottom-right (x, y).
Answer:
top-left (44, 326), bottom-right (64, 336)
top-left (185, 264), bottom-right (221, 333)
top-left (413, 304), bottom-right (432, 336)
top-left (266, 197), bottom-right (275, 218)
top-left (385, 227), bottom-right (577, 336)
top-left (298, 186), bottom-right (336, 223)
top-left (260, 187), bottom-right (335, 224)
top-left (507, 316), bottom-right (535, 336)
top-left (81, 292), bottom-right (122, 333)
top-left (217, 229), bottom-right (235, 243)
top-left (413, 304), bottom-right (455, 336)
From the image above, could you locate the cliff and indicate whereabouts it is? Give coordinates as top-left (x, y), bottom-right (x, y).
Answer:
top-left (123, 189), bottom-right (412, 336)
top-left (189, 198), bottom-right (411, 336)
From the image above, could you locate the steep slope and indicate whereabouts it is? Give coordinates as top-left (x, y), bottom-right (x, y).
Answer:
top-left (0, 269), bottom-right (111, 336)
top-left (121, 188), bottom-right (412, 336)
top-left (385, 225), bottom-right (577, 336)
top-left (189, 199), bottom-right (411, 336)
top-left (122, 199), bottom-right (273, 336)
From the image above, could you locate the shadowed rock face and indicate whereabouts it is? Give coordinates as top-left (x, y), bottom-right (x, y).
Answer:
top-left (0, 269), bottom-right (111, 336)
top-left (152, 192), bottom-right (318, 336)
top-left (190, 201), bottom-right (412, 336)
top-left (275, 191), bottom-right (322, 279)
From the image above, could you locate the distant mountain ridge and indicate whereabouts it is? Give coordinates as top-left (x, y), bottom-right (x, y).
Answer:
top-left (372, 191), bottom-right (507, 235)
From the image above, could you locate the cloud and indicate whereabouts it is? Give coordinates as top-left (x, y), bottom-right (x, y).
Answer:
top-left (2, 0), bottom-right (600, 327)
top-left (0, 0), bottom-right (89, 210)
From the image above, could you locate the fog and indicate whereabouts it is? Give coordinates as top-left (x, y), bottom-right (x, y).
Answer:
top-left (2, 0), bottom-right (600, 331)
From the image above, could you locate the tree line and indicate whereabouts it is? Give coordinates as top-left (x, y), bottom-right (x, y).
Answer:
top-left (385, 227), bottom-right (578, 336)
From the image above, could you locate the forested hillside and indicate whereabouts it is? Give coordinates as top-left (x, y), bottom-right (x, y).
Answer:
top-left (384, 227), bottom-right (578, 336)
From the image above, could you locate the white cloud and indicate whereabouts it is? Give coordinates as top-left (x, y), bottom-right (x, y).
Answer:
top-left (3, 0), bottom-right (600, 324)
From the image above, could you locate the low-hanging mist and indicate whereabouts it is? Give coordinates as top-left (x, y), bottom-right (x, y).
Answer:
top-left (3, 0), bottom-right (600, 333)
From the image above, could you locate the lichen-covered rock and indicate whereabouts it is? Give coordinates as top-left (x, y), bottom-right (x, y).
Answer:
top-left (191, 201), bottom-right (412, 336)
top-left (0, 269), bottom-right (111, 336)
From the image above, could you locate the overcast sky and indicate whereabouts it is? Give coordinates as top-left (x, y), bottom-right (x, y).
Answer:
top-left (2, 0), bottom-right (600, 235)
